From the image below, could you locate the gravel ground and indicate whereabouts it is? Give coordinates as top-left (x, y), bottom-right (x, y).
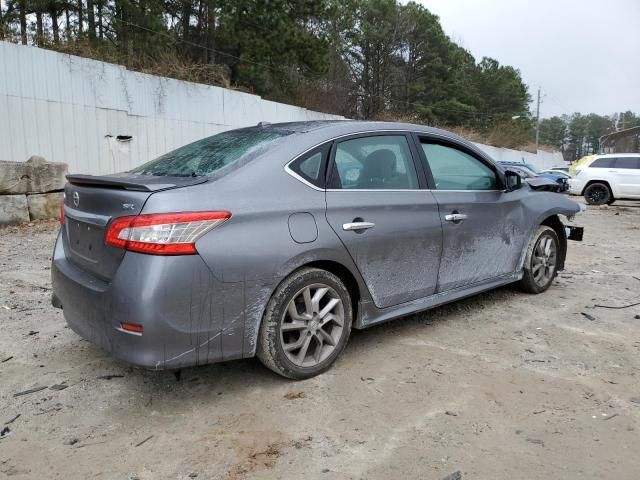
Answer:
top-left (1, 200), bottom-right (639, 480)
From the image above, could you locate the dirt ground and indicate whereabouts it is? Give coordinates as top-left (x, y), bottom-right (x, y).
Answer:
top-left (1, 199), bottom-right (639, 480)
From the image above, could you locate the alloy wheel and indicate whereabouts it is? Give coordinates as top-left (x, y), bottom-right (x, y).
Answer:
top-left (531, 234), bottom-right (557, 287)
top-left (587, 184), bottom-right (608, 204)
top-left (280, 283), bottom-right (345, 367)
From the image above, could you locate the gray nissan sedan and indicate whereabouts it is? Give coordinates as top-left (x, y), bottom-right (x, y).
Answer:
top-left (52, 121), bottom-right (583, 379)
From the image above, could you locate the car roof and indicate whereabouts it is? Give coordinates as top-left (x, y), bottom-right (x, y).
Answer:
top-left (248, 120), bottom-right (498, 166)
top-left (594, 153), bottom-right (640, 158)
top-left (255, 120), bottom-right (465, 139)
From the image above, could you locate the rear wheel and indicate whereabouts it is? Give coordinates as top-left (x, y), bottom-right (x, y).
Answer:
top-left (256, 268), bottom-right (352, 379)
top-left (518, 226), bottom-right (559, 294)
top-left (584, 182), bottom-right (612, 205)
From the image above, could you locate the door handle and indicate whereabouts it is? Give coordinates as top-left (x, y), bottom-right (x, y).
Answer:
top-left (444, 213), bottom-right (467, 222)
top-left (343, 221), bottom-right (375, 231)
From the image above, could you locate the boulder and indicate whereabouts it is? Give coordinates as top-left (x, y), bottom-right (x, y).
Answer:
top-left (0, 195), bottom-right (29, 225)
top-left (0, 155), bottom-right (68, 194)
top-left (27, 192), bottom-right (64, 220)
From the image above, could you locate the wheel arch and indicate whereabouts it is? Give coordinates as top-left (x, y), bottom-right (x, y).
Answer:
top-left (244, 253), bottom-right (371, 358)
top-left (540, 215), bottom-right (567, 270)
top-left (582, 179), bottom-right (614, 197)
top-left (303, 260), bottom-right (362, 323)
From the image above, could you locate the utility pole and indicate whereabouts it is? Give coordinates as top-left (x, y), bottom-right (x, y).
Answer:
top-left (535, 87), bottom-right (541, 153)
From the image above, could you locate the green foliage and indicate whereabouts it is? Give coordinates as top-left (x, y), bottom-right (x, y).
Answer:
top-left (618, 110), bottom-right (640, 129)
top-left (539, 112), bottom-right (638, 161)
top-left (538, 116), bottom-right (567, 149)
top-left (215, 1), bottom-right (329, 99)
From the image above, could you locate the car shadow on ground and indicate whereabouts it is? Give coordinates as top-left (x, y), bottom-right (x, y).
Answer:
top-left (81, 285), bottom-right (522, 403)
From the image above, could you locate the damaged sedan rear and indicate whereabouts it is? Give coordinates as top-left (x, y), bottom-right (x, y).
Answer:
top-left (52, 121), bottom-right (584, 379)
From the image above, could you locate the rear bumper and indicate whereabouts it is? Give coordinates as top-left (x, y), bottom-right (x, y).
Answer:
top-left (51, 231), bottom-right (245, 369)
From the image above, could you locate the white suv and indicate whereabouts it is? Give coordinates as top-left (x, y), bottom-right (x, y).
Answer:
top-left (569, 153), bottom-right (640, 205)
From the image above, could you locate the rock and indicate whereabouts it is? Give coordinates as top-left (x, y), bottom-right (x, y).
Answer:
top-left (442, 471), bottom-right (462, 480)
top-left (284, 391), bottom-right (305, 400)
top-left (27, 192), bottom-right (64, 220)
top-left (0, 195), bottom-right (29, 225)
top-left (0, 156), bottom-right (68, 194)
top-left (96, 374), bottom-right (124, 380)
top-left (63, 437), bottom-right (79, 446)
top-left (526, 438), bottom-right (545, 446)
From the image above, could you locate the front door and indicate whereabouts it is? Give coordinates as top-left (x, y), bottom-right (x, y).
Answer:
top-left (325, 133), bottom-right (443, 309)
top-left (417, 140), bottom-right (527, 292)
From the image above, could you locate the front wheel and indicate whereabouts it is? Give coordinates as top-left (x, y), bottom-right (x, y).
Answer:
top-left (518, 226), bottom-right (560, 294)
top-left (256, 268), bottom-right (352, 379)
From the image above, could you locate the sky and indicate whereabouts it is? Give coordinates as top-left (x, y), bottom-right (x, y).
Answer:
top-left (416, 0), bottom-right (640, 119)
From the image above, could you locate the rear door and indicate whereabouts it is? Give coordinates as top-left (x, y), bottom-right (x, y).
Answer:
top-left (610, 157), bottom-right (640, 196)
top-left (324, 133), bottom-right (442, 308)
top-left (415, 137), bottom-right (527, 292)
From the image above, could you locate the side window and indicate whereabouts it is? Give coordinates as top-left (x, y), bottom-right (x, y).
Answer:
top-left (590, 158), bottom-right (616, 168)
top-left (421, 143), bottom-right (497, 190)
top-left (330, 135), bottom-right (419, 190)
top-left (614, 157), bottom-right (640, 169)
top-left (288, 147), bottom-right (327, 188)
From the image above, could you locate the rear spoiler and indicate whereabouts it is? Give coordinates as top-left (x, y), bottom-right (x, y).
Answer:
top-left (66, 174), bottom-right (207, 192)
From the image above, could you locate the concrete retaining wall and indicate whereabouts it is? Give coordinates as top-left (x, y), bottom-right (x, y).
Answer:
top-left (474, 143), bottom-right (565, 171)
top-left (0, 41), bottom-right (344, 175)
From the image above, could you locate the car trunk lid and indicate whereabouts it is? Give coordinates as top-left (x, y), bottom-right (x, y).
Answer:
top-left (62, 174), bottom-right (207, 280)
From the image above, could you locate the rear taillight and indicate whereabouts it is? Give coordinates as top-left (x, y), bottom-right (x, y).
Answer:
top-left (60, 199), bottom-right (65, 225)
top-left (105, 211), bottom-right (231, 255)
top-left (120, 322), bottom-right (144, 334)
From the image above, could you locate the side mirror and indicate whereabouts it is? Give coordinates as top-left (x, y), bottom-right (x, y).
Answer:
top-left (504, 170), bottom-right (523, 191)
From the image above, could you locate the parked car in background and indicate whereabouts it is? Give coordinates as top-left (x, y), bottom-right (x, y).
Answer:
top-left (548, 166), bottom-right (570, 174)
top-left (52, 121), bottom-right (583, 379)
top-left (568, 153), bottom-right (640, 204)
top-left (499, 161), bottom-right (569, 192)
top-left (540, 169), bottom-right (571, 179)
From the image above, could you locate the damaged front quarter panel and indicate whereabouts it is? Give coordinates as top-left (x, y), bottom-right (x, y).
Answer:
top-left (516, 191), bottom-right (583, 272)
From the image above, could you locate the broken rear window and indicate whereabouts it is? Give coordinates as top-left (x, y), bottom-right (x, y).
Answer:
top-left (130, 128), bottom-right (293, 177)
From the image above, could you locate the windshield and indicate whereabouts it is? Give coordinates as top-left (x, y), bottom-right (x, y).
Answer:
top-left (524, 163), bottom-right (540, 174)
top-left (130, 128), bottom-right (293, 177)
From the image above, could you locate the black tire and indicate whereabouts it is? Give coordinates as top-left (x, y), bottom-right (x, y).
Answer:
top-left (518, 225), bottom-right (560, 294)
top-left (583, 182), bottom-right (612, 205)
top-left (256, 267), bottom-right (352, 380)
